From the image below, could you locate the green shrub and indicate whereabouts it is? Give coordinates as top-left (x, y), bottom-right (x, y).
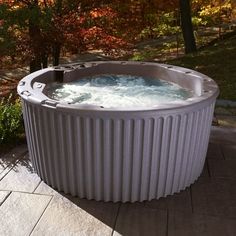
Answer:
top-left (0, 95), bottom-right (24, 144)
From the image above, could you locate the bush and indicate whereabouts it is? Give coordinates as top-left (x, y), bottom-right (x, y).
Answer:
top-left (0, 95), bottom-right (25, 144)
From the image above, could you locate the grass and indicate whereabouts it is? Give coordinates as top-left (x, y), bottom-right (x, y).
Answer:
top-left (129, 40), bottom-right (185, 62)
top-left (167, 35), bottom-right (236, 101)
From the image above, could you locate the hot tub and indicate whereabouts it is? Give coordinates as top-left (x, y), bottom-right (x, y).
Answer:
top-left (17, 61), bottom-right (219, 202)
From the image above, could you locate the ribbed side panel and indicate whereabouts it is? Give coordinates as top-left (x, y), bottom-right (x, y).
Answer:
top-left (22, 101), bottom-right (215, 202)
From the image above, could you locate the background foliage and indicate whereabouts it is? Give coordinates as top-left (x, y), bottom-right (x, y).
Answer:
top-left (0, 0), bottom-right (235, 67)
top-left (0, 95), bottom-right (24, 144)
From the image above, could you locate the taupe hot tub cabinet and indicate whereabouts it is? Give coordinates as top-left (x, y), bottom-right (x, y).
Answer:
top-left (17, 61), bottom-right (219, 202)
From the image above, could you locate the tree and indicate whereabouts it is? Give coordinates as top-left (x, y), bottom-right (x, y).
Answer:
top-left (179, 0), bottom-right (197, 53)
top-left (0, 0), bottom-right (57, 71)
top-left (0, 0), bottom-right (131, 71)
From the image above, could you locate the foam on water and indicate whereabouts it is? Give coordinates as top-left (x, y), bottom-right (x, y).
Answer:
top-left (46, 74), bottom-right (194, 108)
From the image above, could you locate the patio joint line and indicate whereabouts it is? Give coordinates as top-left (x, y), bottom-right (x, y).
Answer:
top-left (0, 151), bottom-right (28, 181)
top-left (0, 191), bottom-right (12, 207)
top-left (220, 145), bottom-right (226, 160)
top-left (211, 176), bottom-right (236, 181)
top-left (0, 189), bottom-right (54, 197)
top-left (0, 161), bottom-right (20, 182)
top-left (28, 195), bottom-right (53, 236)
top-left (32, 181), bottom-right (42, 193)
top-left (111, 203), bottom-right (121, 236)
top-left (190, 186), bottom-right (194, 213)
top-left (166, 209), bottom-right (169, 236)
top-left (184, 211), bottom-right (236, 220)
top-left (206, 159), bottom-right (211, 178)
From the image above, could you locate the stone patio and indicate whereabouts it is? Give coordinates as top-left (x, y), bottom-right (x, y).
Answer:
top-left (0, 126), bottom-right (236, 236)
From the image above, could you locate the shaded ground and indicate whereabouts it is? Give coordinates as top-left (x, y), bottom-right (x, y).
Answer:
top-left (0, 67), bottom-right (28, 98)
top-left (0, 126), bottom-right (236, 235)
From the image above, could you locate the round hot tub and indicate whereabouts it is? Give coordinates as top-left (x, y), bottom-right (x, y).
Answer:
top-left (17, 61), bottom-right (219, 202)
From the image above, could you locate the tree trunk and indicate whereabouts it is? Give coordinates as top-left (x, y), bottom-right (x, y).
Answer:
top-left (52, 43), bottom-right (61, 66)
top-left (52, 0), bottom-right (62, 66)
top-left (179, 0), bottom-right (197, 54)
top-left (28, 2), bottom-right (42, 72)
top-left (29, 21), bottom-right (42, 72)
top-left (30, 59), bottom-right (41, 73)
top-left (42, 53), bottom-right (48, 68)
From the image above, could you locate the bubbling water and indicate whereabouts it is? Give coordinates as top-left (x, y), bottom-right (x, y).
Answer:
top-left (46, 74), bottom-right (194, 108)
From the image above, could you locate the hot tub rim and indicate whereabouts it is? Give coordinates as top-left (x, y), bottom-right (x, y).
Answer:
top-left (17, 61), bottom-right (219, 112)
